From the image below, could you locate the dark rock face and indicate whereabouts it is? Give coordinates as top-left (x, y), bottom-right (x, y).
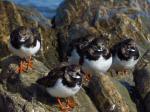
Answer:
top-left (144, 92), bottom-right (150, 112)
top-left (134, 65), bottom-right (150, 98)
top-left (133, 50), bottom-right (150, 112)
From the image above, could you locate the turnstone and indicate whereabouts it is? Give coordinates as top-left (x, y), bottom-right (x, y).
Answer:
top-left (36, 63), bottom-right (83, 111)
top-left (111, 38), bottom-right (140, 73)
top-left (8, 26), bottom-right (41, 73)
top-left (67, 36), bottom-right (94, 65)
top-left (82, 37), bottom-right (112, 75)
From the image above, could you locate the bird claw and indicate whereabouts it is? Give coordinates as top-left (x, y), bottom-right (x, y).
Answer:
top-left (116, 70), bottom-right (128, 75)
top-left (85, 72), bottom-right (92, 81)
top-left (66, 97), bottom-right (77, 108)
top-left (16, 56), bottom-right (33, 73)
top-left (16, 61), bottom-right (27, 73)
top-left (26, 56), bottom-right (33, 70)
top-left (26, 59), bottom-right (33, 70)
top-left (57, 98), bottom-right (76, 112)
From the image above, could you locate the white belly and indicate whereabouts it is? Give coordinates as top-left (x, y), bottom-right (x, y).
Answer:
top-left (82, 56), bottom-right (112, 74)
top-left (68, 49), bottom-right (80, 65)
top-left (112, 55), bottom-right (139, 70)
top-left (8, 40), bottom-right (41, 58)
top-left (46, 79), bottom-right (81, 98)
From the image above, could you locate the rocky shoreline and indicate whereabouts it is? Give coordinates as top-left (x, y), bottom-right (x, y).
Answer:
top-left (0, 0), bottom-right (150, 112)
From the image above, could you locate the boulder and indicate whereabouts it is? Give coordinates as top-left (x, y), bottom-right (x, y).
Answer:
top-left (88, 75), bottom-right (137, 112)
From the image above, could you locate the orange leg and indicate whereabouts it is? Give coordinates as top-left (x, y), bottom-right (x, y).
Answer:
top-left (16, 60), bottom-right (27, 73)
top-left (57, 98), bottom-right (71, 112)
top-left (26, 56), bottom-right (33, 70)
top-left (66, 97), bottom-right (77, 108)
top-left (85, 72), bottom-right (92, 81)
top-left (116, 69), bottom-right (129, 76)
top-left (123, 69), bottom-right (128, 75)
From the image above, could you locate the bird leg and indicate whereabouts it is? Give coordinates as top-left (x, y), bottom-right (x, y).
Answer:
top-left (84, 72), bottom-right (92, 81)
top-left (116, 69), bottom-right (128, 75)
top-left (123, 69), bottom-right (129, 75)
top-left (66, 97), bottom-right (77, 109)
top-left (57, 97), bottom-right (71, 112)
top-left (16, 60), bottom-right (27, 73)
top-left (116, 71), bottom-right (122, 75)
top-left (26, 56), bottom-right (33, 70)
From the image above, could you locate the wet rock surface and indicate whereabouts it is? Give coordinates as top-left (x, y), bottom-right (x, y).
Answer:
top-left (0, 0), bottom-right (150, 112)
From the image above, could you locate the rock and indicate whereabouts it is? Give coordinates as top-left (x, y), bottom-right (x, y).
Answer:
top-left (0, 56), bottom-right (98, 112)
top-left (133, 50), bottom-right (150, 112)
top-left (53, 0), bottom-right (150, 60)
top-left (144, 92), bottom-right (150, 112)
top-left (133, 50), bottom-right (150, 98)
top-left (88, 74), bottom-right (137, 112)
top-left (0, 1), bottom-right (59, 67)
top-left (0, 0), bottom-right (150, 111)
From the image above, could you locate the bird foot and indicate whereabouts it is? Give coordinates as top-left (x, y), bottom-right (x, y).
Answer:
top-left (57, 98), bottom-right (73, 112)
top-left (26, 59), bottom-right (33, 70)
top-left (116, 70), bottom-right (128, 75)
top-left (66, 97), bottom-right (77, 108)
top-left (85, 73), bottom-right (92, 81)
top-left (16, 61), bottom-right (27, 73)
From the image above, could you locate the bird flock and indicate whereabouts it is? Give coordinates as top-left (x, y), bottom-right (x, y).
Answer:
top-left (8, 26), bottom-right (140, 111)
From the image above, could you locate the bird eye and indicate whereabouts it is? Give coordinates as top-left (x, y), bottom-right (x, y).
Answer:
top-left (71, 72), bottom-right (80, 79)
top-left (76, 72), bottom-right (80, 76)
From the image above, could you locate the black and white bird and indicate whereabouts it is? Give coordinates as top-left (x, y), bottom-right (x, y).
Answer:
top-left (82, 37), bottom-right (112, 74)
top-left (36, 63), bottom-right (83, 110)
top-left (67, 36), bottom-right (94, 65)
top-left (8, 26), bottom-right (41, 73)
top-left (111, 38), bottom-right (140, 72)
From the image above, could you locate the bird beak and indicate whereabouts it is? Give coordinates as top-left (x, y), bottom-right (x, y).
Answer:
top-left (98, 48), bottom-right (103, 52)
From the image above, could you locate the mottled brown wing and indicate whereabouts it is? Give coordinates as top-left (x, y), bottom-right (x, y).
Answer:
top-left (36, 66), bottom-right (65, 87)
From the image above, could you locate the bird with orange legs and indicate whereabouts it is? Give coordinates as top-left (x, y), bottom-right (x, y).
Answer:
top-left (8, 26), bottom-right (41, 73)
top-left (36, 63), bottom-right (84, 112)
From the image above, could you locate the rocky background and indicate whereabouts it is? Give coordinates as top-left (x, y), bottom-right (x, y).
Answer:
top-left (0, 0), bottom-right (150, 112)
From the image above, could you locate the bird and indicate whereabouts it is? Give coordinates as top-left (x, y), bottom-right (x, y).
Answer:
top-left (67, 35), bottom-right (95, 65)
top-left (36, 63), bottom-right (83, 111)
top-left (111, 38), bottom-right (140, 74)
top-left (81, 37), bottom-right (112, 76)
top-left (8, 26), bottom-right (41, 73)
